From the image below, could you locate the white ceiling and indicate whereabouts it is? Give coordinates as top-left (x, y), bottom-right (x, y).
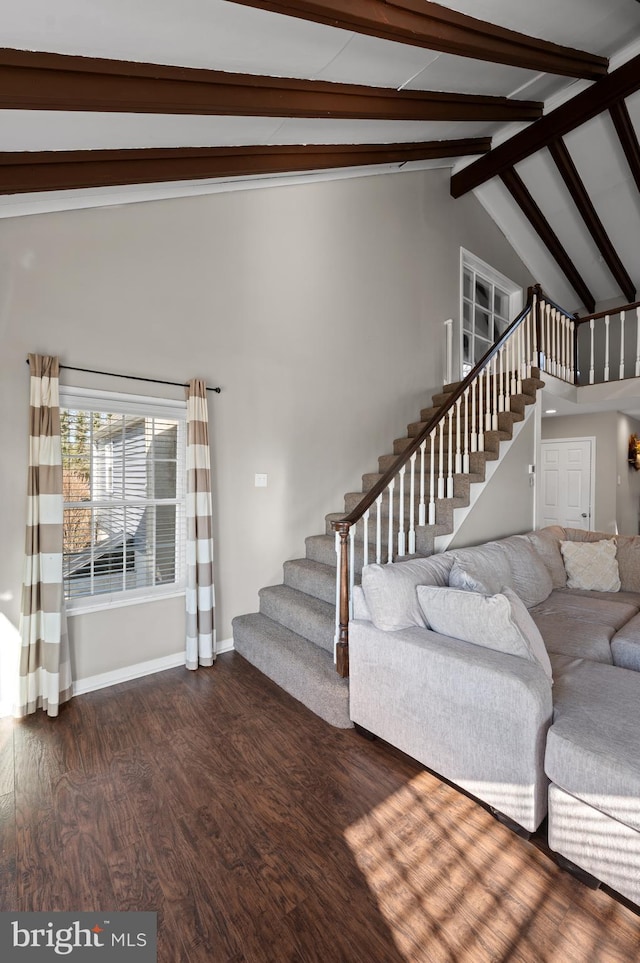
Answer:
top-left (1, 0), bottom-right (640, 314)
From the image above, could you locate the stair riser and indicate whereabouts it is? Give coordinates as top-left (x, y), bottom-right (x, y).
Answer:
top-left (343, 491), bottom-right (468, 521)
top-left (232, 613), bottom-right (351, 729)
top-left (408, 411), bottom-right (516, 437)
top-left (420, 406), bottom-right (524, 425)
top-left (430, 378), bottom-right (541, 409)
top-left (283, 559), bottom-right (338, 605)
top-left (392, 430), bottom-right (504, 456)
top-left (362, 463), bottom-right (486, 492)
top-left (259, 588), bottom-right (335, 653)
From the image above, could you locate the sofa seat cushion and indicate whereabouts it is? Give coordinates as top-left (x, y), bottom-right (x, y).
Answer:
top-left (611, 612), bottom-right (640, 672)
top-left (533, 613), bottom-right (614, 664)
top-left (545, 660), bottom-right (640, 833)
top-left (556, 587), bottom-right (640, 608)
top-left (530, 592), bottom-right (638, 632)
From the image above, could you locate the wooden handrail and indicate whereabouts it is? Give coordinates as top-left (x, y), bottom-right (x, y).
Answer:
top-left (333, 290), bottom-right (536, 533)
top-left (574, 299), bottom-right (640, 326)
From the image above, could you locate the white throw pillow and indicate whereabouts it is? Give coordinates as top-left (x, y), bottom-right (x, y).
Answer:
top-left (416, 584), bottom-right (553, 681)
top-left (560, 539), bottom-right (621, 592)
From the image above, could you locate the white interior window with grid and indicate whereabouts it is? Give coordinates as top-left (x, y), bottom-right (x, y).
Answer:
top-left (460, 250), bottom-right (522, 377)
top-left (59, 386), bottom-right (187, 612)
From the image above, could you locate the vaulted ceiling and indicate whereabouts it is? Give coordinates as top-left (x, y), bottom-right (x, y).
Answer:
top-left (2, 0), bottom-right (640, 313)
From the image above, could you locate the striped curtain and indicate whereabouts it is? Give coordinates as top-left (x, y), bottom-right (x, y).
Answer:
top-left (185, 378), bottom-right (215, 669)
top-left (17, 354), bottom-right (72, 718)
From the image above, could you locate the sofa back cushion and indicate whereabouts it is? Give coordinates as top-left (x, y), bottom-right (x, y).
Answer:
top-left (416, 584), bottom-right (553, 680)
top-left (500, 536), bottom-right (553, 607)
top-left (560, 538), bottom-right (621, 592)
top-left (526, 527), bottom-right (567, 589)
top-left (449, 542), bottom-right (513, 596)
top-left (612, 536), bottom-right (640, 592)
top-left (449, 537), bottom-right (552, 607)
top-left (361, 554), bottom-right (455, 631)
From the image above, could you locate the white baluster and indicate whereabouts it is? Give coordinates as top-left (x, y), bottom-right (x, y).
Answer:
top-left (463, 388), bottom-right (470, 474)
top-left (408, 452), bottom-right (416, 555)
top-left (491, 356), bottom-right (498, 431)
top-left (438, 420), bottom-right (445, 499)
top-left (526, 306), bottom-right (533, 379)
top-left (498, 346), bottom-right (505, 412)
top-left (455, 397), bottom-right (462, 474)
top-left (444, 317), bottom-right (453, 387)
top-left (589, 319), bottom-right (595, 385)
top-left (636, 307), bottom-right (640, 378)
top-left (428, 432), bottom-right (436, 525)
top-left (334, 531), bottom-right (340, 649)
top-left (545, 303), bottom-right (551, 373)
top-left (604, 314), bottom-right (610, 382)
top-left (362, 508), bottom-right (369, 569)
top-left (375, 494), bottom-right (382, 564)
top-left (485, 361), bottom-right (491, 431)
top-left (517, 316), bottom-right (524, 393)
top-left (349, 526), bottom-right (356, 617)
top-left (620, 310), bottom-right (626, 381)
top-left (470, 378), bottom-right (477, 453)
top-left (397, 465), bottom-right (406, 558)
top-left (569, 320), bottom-right (575, 383)
top-left (447, 409), bottom-right (454, 498)
top-left (387, 479), bottom-right (394, 564)
top-left (478, 372), bottom-right (485, 452)
top-left (418, 440), bottom-right (426, 526)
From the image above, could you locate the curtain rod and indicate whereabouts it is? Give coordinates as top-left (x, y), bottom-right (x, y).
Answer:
top-left (26, 359), bottom-right (221, 393)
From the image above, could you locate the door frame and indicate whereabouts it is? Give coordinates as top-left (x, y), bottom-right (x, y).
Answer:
top-left (538, 436), bottom-right (596, 531)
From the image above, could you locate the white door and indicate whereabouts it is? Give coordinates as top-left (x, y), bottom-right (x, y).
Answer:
top-left (539, 439), bottom-right (594, 530)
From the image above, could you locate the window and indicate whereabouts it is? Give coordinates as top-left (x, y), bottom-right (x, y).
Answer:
top-left (460, 250), bottom-right (522, 377)
top-left (60, 387), bottom-right (186, 611)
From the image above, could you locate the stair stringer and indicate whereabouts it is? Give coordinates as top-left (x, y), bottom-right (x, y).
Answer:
top-left (434, 401), bottom-right (537, 553)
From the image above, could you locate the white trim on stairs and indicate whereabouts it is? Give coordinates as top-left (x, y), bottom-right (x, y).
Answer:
top-left (433, 404), bottom-right (536, 553)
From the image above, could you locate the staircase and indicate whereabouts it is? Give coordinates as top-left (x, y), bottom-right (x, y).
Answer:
top-left (232, 368), bottom-right (545, 729)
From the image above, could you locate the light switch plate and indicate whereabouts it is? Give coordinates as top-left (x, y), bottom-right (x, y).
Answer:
top-left (255, 473), bottom-right (268, 488)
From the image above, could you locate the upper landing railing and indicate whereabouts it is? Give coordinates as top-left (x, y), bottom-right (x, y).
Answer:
top-left (331, 285), bottom-right (640, 678)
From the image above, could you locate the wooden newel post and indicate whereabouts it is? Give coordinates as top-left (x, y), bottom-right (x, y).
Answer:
top-left (334, 520), bottom-right (350, 678)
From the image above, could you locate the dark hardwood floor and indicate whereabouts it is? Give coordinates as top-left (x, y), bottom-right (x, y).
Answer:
top-left (1, 652), bottom-right (639, 962)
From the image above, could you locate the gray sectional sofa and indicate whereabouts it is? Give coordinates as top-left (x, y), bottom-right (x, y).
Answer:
top-left (350, 526), bottom-right (640, 906)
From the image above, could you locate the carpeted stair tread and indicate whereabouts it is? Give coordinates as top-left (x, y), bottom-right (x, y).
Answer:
top-left (232, 612), bottom-right (351, 729)
top-left (284, 557), bottom-right (343, 605)
top-left (259, 584), bottom-right (335, 653)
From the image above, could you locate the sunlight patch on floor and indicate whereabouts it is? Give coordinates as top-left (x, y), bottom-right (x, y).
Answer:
top-left (343, 769), bottom-right (637, 963)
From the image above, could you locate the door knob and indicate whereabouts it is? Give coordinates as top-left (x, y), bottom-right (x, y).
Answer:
top-left (581, 513), bottom-right (588, 518)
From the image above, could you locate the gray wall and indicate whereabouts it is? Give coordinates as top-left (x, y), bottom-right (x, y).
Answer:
top-left (0, 167), bottom-right (533, 682)
top-left (447, 413), bottom-right (536, 549)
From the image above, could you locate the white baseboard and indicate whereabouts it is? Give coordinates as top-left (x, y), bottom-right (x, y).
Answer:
top-left (73, 637), bottom-right (234, 696)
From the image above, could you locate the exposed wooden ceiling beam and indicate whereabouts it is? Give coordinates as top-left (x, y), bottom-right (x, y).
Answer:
top-left (226, 0), bottom-right (607, 78)
top-left (0, 139), bottom-right (490, 195)
top-left (451, 53), bottom-right (640, 198)
top-left (548, 139), bottom-right (636, 303)
top-left (0, 48), bottom-right (541, 122)
top-left (610, 99), bottom-right (640, 196)
top-left (500, 167), bottom-right (595, 312)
